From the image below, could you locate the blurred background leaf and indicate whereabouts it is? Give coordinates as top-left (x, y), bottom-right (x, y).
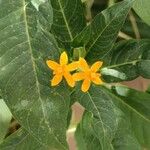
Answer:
top-left (0, 128), bottom-right (47, 150)
top-left (133, 0), bottom-right (150, 26)
top-left (122, 12), bottom-right (150, 39)
top-left (0, 99), bottom-right (12, 143)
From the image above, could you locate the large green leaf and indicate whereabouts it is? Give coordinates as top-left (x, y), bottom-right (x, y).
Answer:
top-left (133, 0), bottom-right (150, 26)
top-left (111, 114), bottom-right (141, 150)
top-left (0, 128), bottom-right (46, 150)
top-left (75, 110), bottom-right (141, 150)
top-left (75, 111), bottom-right (104, 150)
top-left (50, 0), bottom-right (86, 47)
top-left (73, 0), bottom-right (134, 63)
top-left (0, 99), bottom-right (12, 143)
top-left (74, 85), bottom-right (150, 149)
top-left (101, 40), bottom-right (150, 82)
top-left (75, 86), bottom-right (150, 149)
top-left (112, 86), bottom-right (150, 149)
top-left (71, 85), bottom-right (118, 149)
top-left (0, 0), bottom-right (70, 149)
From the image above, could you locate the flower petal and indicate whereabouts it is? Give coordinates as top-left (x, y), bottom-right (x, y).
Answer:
top-left (51, 75), bottom-right (62, 86)
top-left (60, 51), bottom-right (68, 65)
top-left (79, 58), bottom-right (89, 71)
top-left (64, 72), bottom-right (75, 87)
top-left (67, 62), bottom-right (79, 71)
top-left (92, 77), bottom-right (103, 85)
top-left (46, 60), bottom-right (59, 70)
top-left (91, 61), bottom-right (103, 72)
top-left (73, 72), bottom-right (86, 81)
top-left (81, 79), bottom-right (91, 92)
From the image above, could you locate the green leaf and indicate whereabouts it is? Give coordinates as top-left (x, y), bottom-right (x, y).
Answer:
top-left (133, 0), bottom-right (150, 26)
top-left (111, 111), bottom-right (141, 150)
top-left (75, 111), bottom-right (104, 150)
top-left (101, 40), bottom-right (150, 82)
top-left (112, 86), bottom-right (150, 149)
top-left (0, 99), bottom-right (12, 143)
top-left (0, 128), bottom-right (46, 150)
top-left (71, 85), bottom-right (118, 149)
top-left (147, 86), bottom-right (150, 93)
top-left (75, 110), bottom-right (141, 150)
top-left (138, 43), bottom-right (150, 79)
top-left (73, 0), bottom-right (134, 63)
top-left (50, 0), bottom-right (86, 47)
top-left (0, 1), bottom-right (69, 149)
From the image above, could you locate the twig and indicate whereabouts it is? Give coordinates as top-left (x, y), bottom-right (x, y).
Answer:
top-left (129, 10), bottom-right (141, 39)
top-left (108, 0), bottom-right (115, 7)
top-left (118, 31), bottom-right (133, 40)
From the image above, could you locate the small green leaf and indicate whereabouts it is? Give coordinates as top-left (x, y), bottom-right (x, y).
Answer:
top-left (0, 99), bottom-right (12, 143)
top-left (133, 0), bottom-right (150, 26)
top-left (73, 47), bottom-right (86, 60)
top-left (73, 0), bottom-right (134, 63)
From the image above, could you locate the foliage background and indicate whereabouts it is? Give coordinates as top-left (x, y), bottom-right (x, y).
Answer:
top-left (0, 0), bottom-right (150, 150)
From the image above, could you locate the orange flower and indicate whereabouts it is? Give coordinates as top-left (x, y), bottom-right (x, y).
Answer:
top-left (73, 58), bottom-right (103, 92)
top-left (46, 52), bottom-right (78, 87)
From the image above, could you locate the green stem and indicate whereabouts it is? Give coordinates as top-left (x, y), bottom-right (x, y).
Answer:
top-left (129, 10), bottom-right (141, 39)
top-left (108, 0), bottom-right (116, 7)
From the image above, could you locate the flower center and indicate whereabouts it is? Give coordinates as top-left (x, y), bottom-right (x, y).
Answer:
top-left (57, 67), bottom-right (63, 74)
top-left (90, 72), bottom-right (97, 79)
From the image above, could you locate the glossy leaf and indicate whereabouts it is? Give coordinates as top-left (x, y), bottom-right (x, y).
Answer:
top-left (73, 0), bottom-right (134, 63)
top-left (50, 0), bottom-right (86, 47)
top-left (0, 0), bottom-right (70, 149)
top-left (0, 99), bottom-right (12, 143)
top-left (133, 0), bottom-right (150, 26)
top-left (0, 128), bottom-right (46, 150)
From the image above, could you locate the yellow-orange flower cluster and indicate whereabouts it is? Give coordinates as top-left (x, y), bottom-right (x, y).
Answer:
top-left (46, 51), bottom-right (103, 92)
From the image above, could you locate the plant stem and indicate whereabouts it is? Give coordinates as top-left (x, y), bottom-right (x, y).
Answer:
top-left (118, 31), bottom-right (133, 40)
top-left (108, 0), bottom-right (116, 7)
top-left (129, 10), bottom-right (141, 39)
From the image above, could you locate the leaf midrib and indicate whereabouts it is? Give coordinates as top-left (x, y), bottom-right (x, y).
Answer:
top-left (23, 1), bottom-right (67, 149)
top-left (57, 0), bottom-right (73, 41)
top-left (87, 1), bottom-right (133, 55)
top-left (106, 89), bottom-right (150, 123)
top-left (87, 92), bottom-right (106, 150)
top-left (104, 59), bottom-right (140, 69)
